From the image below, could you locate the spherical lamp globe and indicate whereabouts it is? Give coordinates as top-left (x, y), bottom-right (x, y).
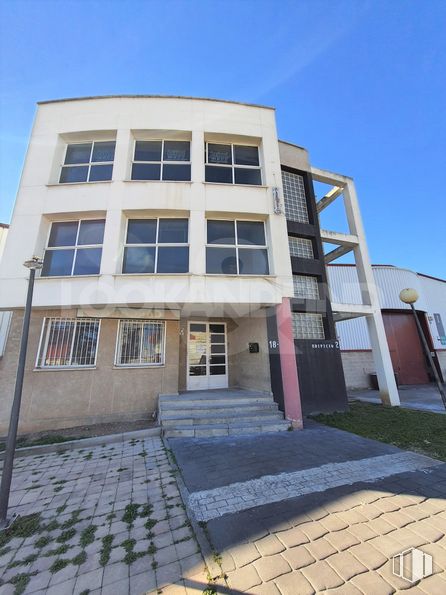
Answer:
top-left (399, 288), bottom-right (419, 305)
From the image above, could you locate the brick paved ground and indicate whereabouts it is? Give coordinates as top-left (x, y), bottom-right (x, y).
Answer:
top-left (0, 436), bottom-right (208, 595)
top-left (170, 424), bottom-right (446, 594)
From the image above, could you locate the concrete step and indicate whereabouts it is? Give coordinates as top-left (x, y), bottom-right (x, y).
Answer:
top-left (163, 419), bottom-right (290, 438)
top-left (161, 411), bottom-right (284, 427)
top-left (160, 402), bottom-right (279, 415)
top-left (160, 396), bottom-right (273, 409)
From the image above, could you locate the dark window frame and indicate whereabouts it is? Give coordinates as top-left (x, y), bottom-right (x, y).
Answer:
top-left (205, 142), bottom-right (262, 185)
top-left (131, 139), bottom-right (191, 181)
top-left (59, 141), bottom-right (115, 184)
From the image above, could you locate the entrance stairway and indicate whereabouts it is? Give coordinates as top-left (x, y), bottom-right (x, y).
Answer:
top-left (158, 389), bottom-right (290, 438)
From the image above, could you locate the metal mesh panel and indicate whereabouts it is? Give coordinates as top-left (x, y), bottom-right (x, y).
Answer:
top-left (288, 236), bottom-right (314, 259)
top-left (293, 275), bottom-right (320, 299)
top-left (292, 313), bottom-right (325, 339)
top-left (282, 171), bottom-right (309, 223)
top-left (116, 320), bottom-right (165, 366)
top-left (37, 318), bottom-right (100, 367)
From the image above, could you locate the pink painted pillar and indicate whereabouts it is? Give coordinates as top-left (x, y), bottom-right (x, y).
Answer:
top-left (276, 298), bottom-right (303, 428)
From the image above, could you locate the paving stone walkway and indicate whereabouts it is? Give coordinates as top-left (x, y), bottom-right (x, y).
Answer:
top-left (170, 424), bottom-right (446, 594)
top-left (0, 436), bottom-right (208, 595)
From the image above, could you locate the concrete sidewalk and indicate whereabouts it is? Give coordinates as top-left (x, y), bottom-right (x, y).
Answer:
top-left (170, 424), bottom-right (446, 594)
top-left (349, 384), bottom-right (446, 414)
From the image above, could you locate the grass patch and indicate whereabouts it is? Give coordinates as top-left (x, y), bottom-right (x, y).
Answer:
top-left (7, 553), bottom-right (38, 569)
top-left (122, 503), bottom-right (139, 526)
top-left (50, 558), bottom-right (70, 573)
top-left (9, 571), bottom-right (37, 595)
top-left (56, 528), bottom-right (76, 543)
top-left (34, 535), bottom-right (51, 549)
top-left (43, 544), bottom-right (70, 557)
top-left (79, 525), bottom-right (97, 547)
top-left (0, 434), bottom-right (87, 452)
top-left (72, 551), bottom-right (87, 565)
top-left (99, 534), bottom-right (114, 566)
top-left (0, 513), bottom-right (42, 548)
top-left (312, 402), bottom-right (446, 460)
top-left (61, 510), bottom-right (83, 529)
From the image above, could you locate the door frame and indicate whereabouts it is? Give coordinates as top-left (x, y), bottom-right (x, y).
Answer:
top-left (186, 321), bottom-right (228, 390)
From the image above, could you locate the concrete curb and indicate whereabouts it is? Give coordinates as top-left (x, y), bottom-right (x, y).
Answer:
top-left (0, 427), bottom-right (161, 460)
top-left (164, 437), bottom-right (223, 582)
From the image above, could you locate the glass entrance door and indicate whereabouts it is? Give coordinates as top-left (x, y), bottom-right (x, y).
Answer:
top-left (187, 322), bottom-right (228, 390)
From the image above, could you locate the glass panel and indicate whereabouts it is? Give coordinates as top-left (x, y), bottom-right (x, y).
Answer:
top-left (89, 164), bottom-right (113, 181)
top-left (237, 221), bottom-right (265, 246)
top-left (210, 365), bottom-right (226, 375)
top-left (207, 220), bottom-right (235, 245)
top-left (91, 141), bottom-right (115, 162)
top-left (71, 320), bottom-right (99, 366)
top-left (234, 145), bottom-right (259, 166)
top-left (119, 323), bottom-right (141, 364)
top-left (188, 331), bottom-right (207, 366)
top-left (292, 313), bottom-right (325, 340)
top-left (158, 219), bottom-right (188, 243)
top-left (211, 344), bottom-right (225, 354)
top-left (73, 248), bottom-right (102, 275)
top-left (42, 249), bottom-right (75, 276)
top-left (205, 165), bottom-right (232, 183)
top-left (65, 143), bottom-right (91, 164)
top-left (238, 248), bottom-right (269, 275)
top-left (134, 140), bottom-right (162, 161)
top-left (234, 167), bottom-right (262, 185)
top-left (163, 141), bottom-right (190, 161)
top-left (282, 170), bottom-right (309, 223)
top-left (131, 163), bottom-right (161, 180)
top-left (209, 324), bottom-right (225, 333)
top-left (293, 275), bottom-right (319, 300)
top-left (189, 366), bottom-right (206, 376)
top-left (126, 219), bottom-right (157, 244)
top-left (59, 165), bottom-right (89, 183)
top-left (45, 320), bottom-right (74, 365)
top-left (190, 323), bottom-right (206, 332)
top-left (48, 221), bottom-right (78, 247)
top-left (123, 247), bottom-right (156, 273)
top-left (77, 220), bottom-right (105, 245)
top-left (206, 247), bottom-right (237, 274)
top-left (210, 355), bottom-right (225, 365)
top-left (207, 143), bottom-right (232, 164)
top-left (157, 247), bottom-right (189, 273)
top-left (141, 323), bottom-right (164, 364)
top-left (162, 164), bottom-right (191, 181)
top-left (211, 334), bottom-right (225, 344)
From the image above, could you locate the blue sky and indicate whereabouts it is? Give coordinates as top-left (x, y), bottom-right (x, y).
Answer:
top-left (0, 0), bottom-right (445, 277)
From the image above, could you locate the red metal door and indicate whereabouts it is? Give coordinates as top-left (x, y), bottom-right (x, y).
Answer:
top-left (382, 313), bottom-right (429, 385)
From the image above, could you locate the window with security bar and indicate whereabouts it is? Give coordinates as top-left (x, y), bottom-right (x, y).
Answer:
top-left (42, 219), bottom-right (105, 277)
top-left (59, 141), bottom-right (115, 183)
top-left (292, 313), bottom-right (325, 339)
top-left (36, 318), bottom-right (100, 368)
top-left (282, 170), bottom-right (309, 223)
top-left (293, 275), bottom-right (320, 300)
top-left (288, 236), bottom-right (314, 259)
top-left (131, 140), bottom-right (191, 181)
top-left (115, 320), bottom-right (165, 366)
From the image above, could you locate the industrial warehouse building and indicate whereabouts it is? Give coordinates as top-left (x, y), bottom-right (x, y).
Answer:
top-left (329, 264), bottom-right (446, 389)
top-left (0, 95), bottom-right (400, 436)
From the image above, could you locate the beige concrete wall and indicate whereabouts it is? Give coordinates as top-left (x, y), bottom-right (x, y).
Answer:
top-left (0, 310), bottom-right (179, 435)
top-left (228, 312), bottom-right (271, 393)
top-left (340, 351), bottom-right (375, 390)
top-left (437, 351), bottom-right (446, 382)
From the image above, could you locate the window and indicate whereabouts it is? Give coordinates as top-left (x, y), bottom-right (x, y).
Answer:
top-left (36, 318), bottom-right (100, 368)
top-left (59, 141), bottom-right (115, 183)
top-left (42, 220), bottom-right (105, 277)
top-left (206, 220), bottom-right (269, 275)
top-left (288, 236), bottom-right (314, 259)
top-left (293, 275), bottom-right (320, 299)
top-left (115, 320), bottom-right (165, 366)
top-left (131, 140), bottom-right (191, 181)
top-left (282, 171), bottom-right (309, 223)
top-left (205, 143), bottom-right (261, 185)
top-left (123, 218), bottom-right (189, 274)
top-left (292, 313), bottom-right (325, 339)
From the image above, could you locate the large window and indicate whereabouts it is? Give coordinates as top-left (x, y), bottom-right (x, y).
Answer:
top-left (123, 218), bottom-right (189, 274)
top-left (36, 318), bottom-right (100, 368)
top-left (288, 236), bottom-right (314, 259)
top-left (59, 141), bottom-right (115, 184)
top-left (115, 320), bottom-right (165, 366)
top-left (293, 275), bottom-right (320, 300)
top-left (206, 220), bottom-right (269, 275)
top-left (282, 170), bottom-right (309, 223)
top-left (131, 140), bottom-right (191, 181)
top-left (292, 313), bottom-right (325, 340)
top-left (42, 220), bottom-right (105, 277)
top-left (205, 143), bottom-right (261, 185)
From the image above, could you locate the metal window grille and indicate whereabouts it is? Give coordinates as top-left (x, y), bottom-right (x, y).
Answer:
top-left (37, 318), bottom-right (100, 367)
top-left (288, 236), bottom-right (314, 259)
top-left (116, 320), bottom-right (165, 366)
top-left (293, 275), bottom-right (320, 300)
top-left (292, 313), bottom-right (325, 339)
top-left (282, 171), bottom-right (309, 223)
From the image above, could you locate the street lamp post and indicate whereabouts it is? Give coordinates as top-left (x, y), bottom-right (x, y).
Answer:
top-left (0, 257), bottom-right (43, 528)
top-left (399, 288), bottom-right (446, 411)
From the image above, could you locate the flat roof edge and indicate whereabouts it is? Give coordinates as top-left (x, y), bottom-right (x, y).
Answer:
top-left (36, 94), bottom-right (275, 110)
top-left (278, 139), bottom-right (308, 152)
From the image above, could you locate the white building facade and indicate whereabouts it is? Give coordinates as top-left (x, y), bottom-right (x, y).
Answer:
top-left (0, 96), bottom-right (396, 433)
